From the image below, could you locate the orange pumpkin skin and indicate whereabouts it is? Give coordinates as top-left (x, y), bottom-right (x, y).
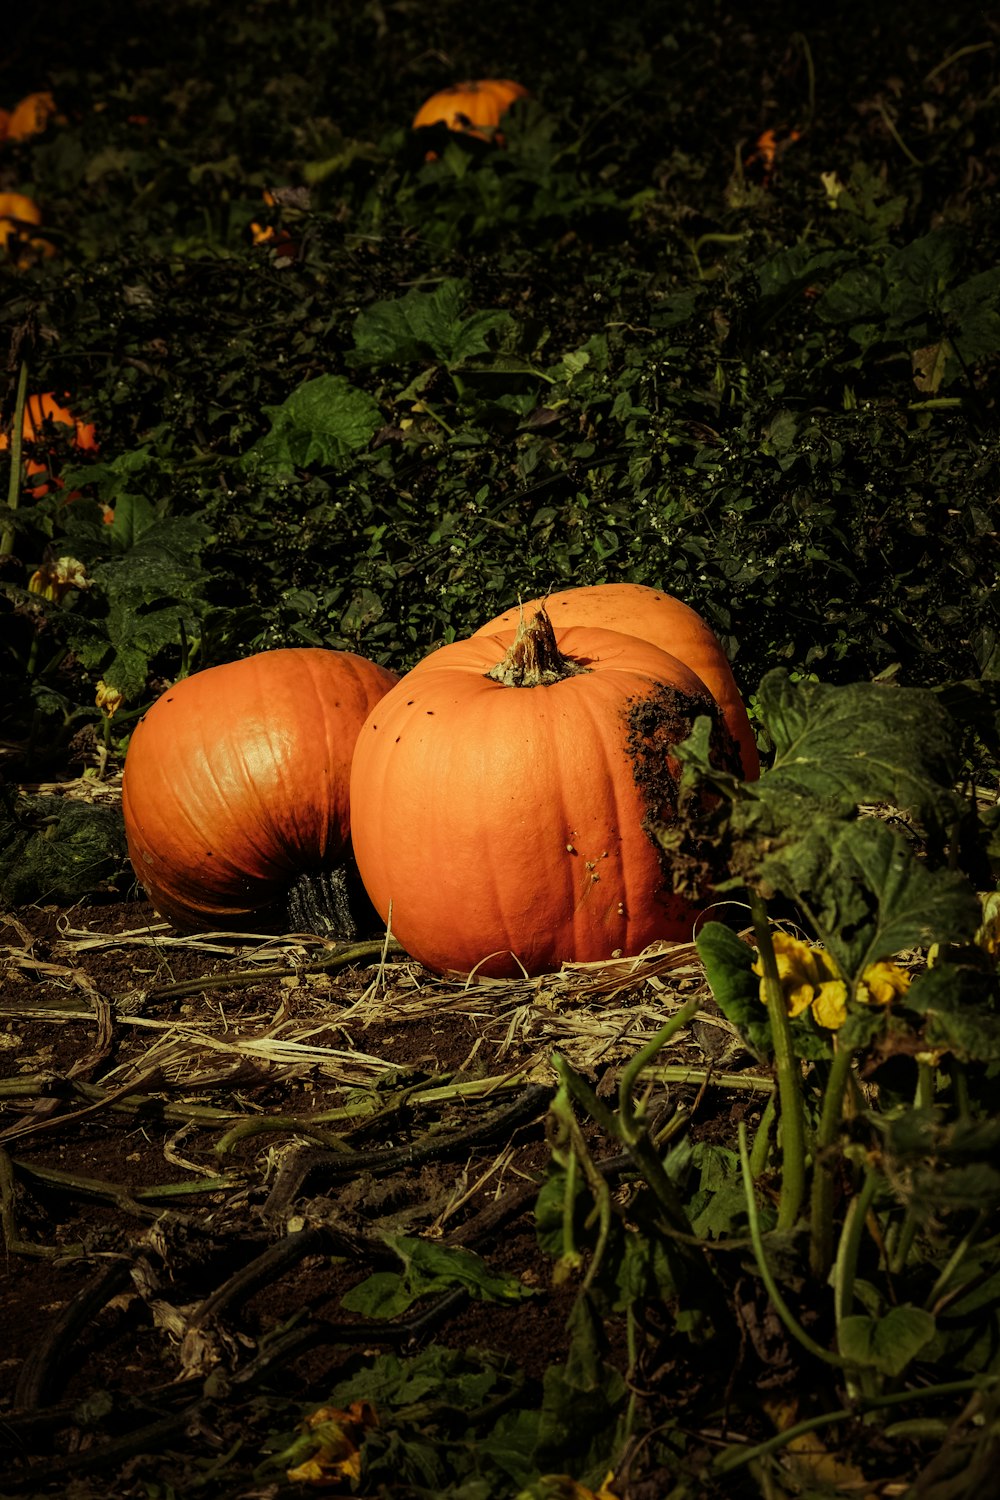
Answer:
top-left (0, 391), bottom-right (98, 498)
top-left (474, 584), bottom-right (759, 780)
top-left (412, 78), bottom-right (529, 144)
top-left (122, 648), bottom-right (400, 931)
top-left (0, 192), bottom-right (57, 264)
top-left (4, 92), bottom-right (58, 141)
top-left (349, 619), bottom-right (734, 979)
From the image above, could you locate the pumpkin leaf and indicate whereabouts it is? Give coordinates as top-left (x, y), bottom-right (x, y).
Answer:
top-left (752, 670), bottom-right (963, 836)
top-left (340, 1234), bottom-right (538, 1318)
top-left (350, 277), bottom-right (514, 370)
top-left (672, 673), bottom-right (982, 982)
top-left (695, 921), bottom-right (772, 1058)
top-left (241, 373), bottom-right (382, 476)
top-left (0, 789), bottom-right (128, 905)
top-left (756, 816), bottom-right (981, 981)
top-left (838, 1306), bottom-right (936, 1376)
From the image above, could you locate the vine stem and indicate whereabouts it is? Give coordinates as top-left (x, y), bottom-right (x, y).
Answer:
top-left (713, 1374), bottom-right (1000, 1477)
top-left (833, 1165), bottom-right (881, 1401)
top-left (1, 359), bottom-right (30, 557)
top-left (738, 1122), bottom-right (846, 1368)
top-left (749, 891), bottom-right (806, 1228)
top-left (809, 1040), bottom-right (855, 1279)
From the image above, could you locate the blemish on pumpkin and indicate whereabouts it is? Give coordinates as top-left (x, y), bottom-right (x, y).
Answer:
top-left (622, 681), bottom-right (739, 885)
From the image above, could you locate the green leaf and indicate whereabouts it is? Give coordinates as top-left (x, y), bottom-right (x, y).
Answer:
top-left (760, 816), bottom-right (981, 980)
top-left (351, 278), bottom-right (514, 369)
top-left (340, 1235), bottom-right (537, 1318)
top-left (0, 791), bottom-right (128, 905)
top-left (695, 921), bottom-right (772, 1058)
top-left (838, 1306), bottom-right (936, 1376)
top-left (241, 373), bottom-right (382, 476)
top-left (755, 671), bottom-right (963, 835)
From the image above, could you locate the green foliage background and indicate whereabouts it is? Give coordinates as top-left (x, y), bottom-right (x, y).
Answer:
top-left (1, 0), bottom-right (998, 763)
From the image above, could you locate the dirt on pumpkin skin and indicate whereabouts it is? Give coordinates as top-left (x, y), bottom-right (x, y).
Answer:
top-left (0, 893), bottom-right (768, 1497)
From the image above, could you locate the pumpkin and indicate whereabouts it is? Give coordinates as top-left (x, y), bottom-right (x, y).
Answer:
top-left (349, 608), bottom-right (740, 979)
top-left (122, 648), bottom-right (400, 931)
top-left (0, 391), bottom-right (99, 500)
top-left (0, 192), bottom-right (56, 264)
top-left (412, 78), bottom-right (529, 146)
top-left (3, 92), bottom-right (58, 142)
top-left (249, 188), bottom-right (297, 258)
top-left (475, 583), bottom-right (759, 780)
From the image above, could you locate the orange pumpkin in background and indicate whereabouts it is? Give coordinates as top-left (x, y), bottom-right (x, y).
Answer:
top-left (3, 91), bottom-right (58, 142)
top-left (475, 583), bottom-right (760, 780)
top-left (350, 608), bottom-right (741, 979)
top-left (0, 192), bottom-right (56, 264)
top-left (0, 392), bottom-right (98, 499)
top-left (412, 78), bottom-right (529, 147)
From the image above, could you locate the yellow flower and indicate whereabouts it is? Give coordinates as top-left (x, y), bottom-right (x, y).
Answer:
top-left (811, 980), bottom-right (850, 1030)
top-left (857, 961), bottom-right (911, 1006)
top-left (753, 932), bottom-right (909, 1031)
top-left (27, 555), bottom-right (91, 604)
top-left (96, 680), bottom-right (124, 718)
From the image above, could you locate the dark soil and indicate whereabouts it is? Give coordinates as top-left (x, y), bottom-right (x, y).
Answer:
top-left (0, 892), bottom-right (763, 1497)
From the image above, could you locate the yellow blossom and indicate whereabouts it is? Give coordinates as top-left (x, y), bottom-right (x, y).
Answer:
top-left (753, 932), bottom-right (909, 1031)
top-left (857, 961), bottom-right (911, 1006)
top-left (95, 680), bottom-right (124, 718)
top-left (27, 555), bottom-right (91, 604)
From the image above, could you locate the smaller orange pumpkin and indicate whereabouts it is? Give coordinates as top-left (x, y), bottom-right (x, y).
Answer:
top-left (0, 392), bottom-right (99, 501)
top-left (412, 78), bottom-right (529, 148)
top-left (123, 648), bottom-right (401, 931)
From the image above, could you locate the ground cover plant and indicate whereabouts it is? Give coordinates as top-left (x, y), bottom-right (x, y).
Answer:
top-left (1, 0), bottom-right (999, 1495)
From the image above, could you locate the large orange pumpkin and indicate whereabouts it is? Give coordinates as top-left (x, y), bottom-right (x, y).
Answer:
top-left (349, 609), bottom-right (739, 979)
top-left (412, 78), bottom-right (529, 145)
top-left (0, 391), bottom-right (98, 498)
top-left (475, 583), bottom-right (759, 780)
top-left (123, 648), bottom-right (400, 931)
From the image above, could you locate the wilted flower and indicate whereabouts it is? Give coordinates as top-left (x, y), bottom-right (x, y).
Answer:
top-left (753, 932), bottom-right (910, 1031)
top-left (95, 680), bottom-right (124, 718)
top-left (27, 555), bottom-right (91, 604)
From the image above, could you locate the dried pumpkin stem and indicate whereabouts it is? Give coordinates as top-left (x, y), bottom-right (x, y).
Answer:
top-left (486, 607), bottom-right (589, 687)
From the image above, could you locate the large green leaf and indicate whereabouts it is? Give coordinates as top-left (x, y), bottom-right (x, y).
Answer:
top-left (839, 1305), bottom-right (936, 1376)
top-left (758, 816), bottom-right (981, 978)
top-left (350, 278), bottom-right (514, 369)
top-left (754, 670), bottom-right (963, 834)
top-left (241, 373), bottom-right (382, 476)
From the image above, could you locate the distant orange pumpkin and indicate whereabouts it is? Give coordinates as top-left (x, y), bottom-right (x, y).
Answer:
top-left (0, 392), bottom-right (99, 501)
top-left (0, 191), bottom-right (56, 263)
top-left (4, 91), bottom-right (58, 142)
top-left (412, 78), bottom-right (529, 147)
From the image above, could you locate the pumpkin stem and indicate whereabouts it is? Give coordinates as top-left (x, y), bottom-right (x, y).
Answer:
top-left (486, 607), bottom-right (590, 687)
